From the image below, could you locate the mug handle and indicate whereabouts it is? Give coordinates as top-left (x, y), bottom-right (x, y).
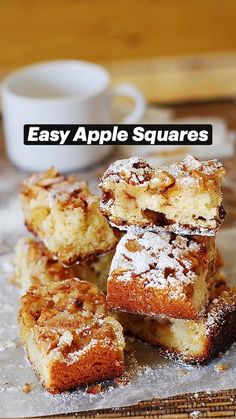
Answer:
top-left (111, 83), bottom-right (146, 124)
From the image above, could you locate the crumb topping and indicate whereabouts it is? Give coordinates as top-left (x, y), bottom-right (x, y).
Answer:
top-left (22, 167), bottom-right (90, 209)
top-left (20, 279), bottom-right (125, 365)
top-left (214, 363), bottom-right (230, 372)
top-left (100, 155), bottom-right (225, 188)
top-left (23, 167), bottom-right (64, 188)
top-left (22, 383), bottom-right (33, 393)
top-left (100, 156), bottom-right (155, 185)
top-left (163, 154), bottom-right (225, 178)
top-left (49, 182), bottom-right (90, 210)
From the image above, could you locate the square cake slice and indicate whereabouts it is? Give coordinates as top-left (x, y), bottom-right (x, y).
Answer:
top-left (107, 230), bottom-right (216, 319)
top-left (19, 279), bottom-right (125, 393)
top-left (13, 236), bottom-right (114, 293)
top-left (119, 287), bottom-right (236, 364)
top-left (100, 155), bottom-right (226, 236)
top-left (20, 167), bottom-right (118, 264)
top-left (13, 237), bottom-right (74, 290)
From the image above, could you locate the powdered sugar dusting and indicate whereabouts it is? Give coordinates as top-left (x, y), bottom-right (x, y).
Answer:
top-left (109, 230), bottom-right (204, 297)
top-left (47, 181), bottom-right (88, 209)
top-left (100, 156), bottom-right (154, 185)
top-left (101, 154), bottom-right (225, 186)
top-left (162, 154), bottom-right (225, 178)
top-left (109, 221), bottom-right (217, 236)
top-left (57, 331), bottom-right (73, 348)
top-left (66, 338), bottom-right (98, 365)
top-left (22, 168), bottom-right (89, 209)
top-left (205, 291), bottom-right (236, 335)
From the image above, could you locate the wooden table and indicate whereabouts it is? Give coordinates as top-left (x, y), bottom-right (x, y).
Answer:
top-left (107, 52), bottom-right (236, 104)
top-left (57, 391), bottom-right (236, 418)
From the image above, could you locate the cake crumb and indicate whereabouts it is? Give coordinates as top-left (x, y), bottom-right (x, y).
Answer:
top-left (22, 383), bottom-right (33, 393)
top-left (114, 376), bottom-right (129, 386)
top-left (214, 363), bottom-right (230, 373)
top-left (178, 369), bottom-right (187, 377)
top-left (86, 383), bottom-right (102, 395)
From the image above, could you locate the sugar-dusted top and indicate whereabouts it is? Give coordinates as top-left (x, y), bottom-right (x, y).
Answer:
top-left (49, 181), bottom-right (90, 210)
top-left (21, 167), bottom-right (91, 209)
top-left (162, 154), bottom-right (225, 178)
top-left (100, 156), bottom-right (155, 185)
top-left (110, 230), bottom-right (207, 297)
top-left (22, 167), bottom-right (66, 188)
top-left (22, 167), bottom-right (88, 192)
top-left (100, 154), bottom-right (225, 187)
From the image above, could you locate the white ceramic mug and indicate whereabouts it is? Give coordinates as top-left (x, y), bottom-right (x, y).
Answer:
top-left (1, 60), bottom-right (145, 172)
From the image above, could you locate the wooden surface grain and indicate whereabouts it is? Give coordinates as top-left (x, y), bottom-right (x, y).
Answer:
top-left (1, 51), bottom-right (236, 417)
top-left (108, 53), bottom-right (236, 103)
top-left (1, 0), bottom-right (236, 71)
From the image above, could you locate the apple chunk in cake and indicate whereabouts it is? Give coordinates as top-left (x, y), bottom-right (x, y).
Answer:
top-left (119, 288), bottom-right (236, 364)
top-left (20, 168), bottom-right (118, 264)
top-left (19, 279), bottom-right (125, 393)
top-left (107, 230), bottom-right (216, 320)
top-left (13, 236), bottom-right (113, 293)
top-left (100, 155), bottom-right (226, 235)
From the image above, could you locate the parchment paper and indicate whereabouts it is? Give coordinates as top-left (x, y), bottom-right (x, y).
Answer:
top-left (0, 228), bottom-right (236, 418)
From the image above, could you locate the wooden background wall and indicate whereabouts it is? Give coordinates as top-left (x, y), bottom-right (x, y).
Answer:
top-left (1, 0), bottom-right (236, 70)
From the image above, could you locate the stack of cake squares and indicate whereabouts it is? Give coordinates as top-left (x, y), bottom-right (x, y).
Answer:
top-left (15, 168), bottom-right (125, 393)
top-left (99, 155), bottom-right (236, 364)
top-left (13, 155), bottom-right (236, 394)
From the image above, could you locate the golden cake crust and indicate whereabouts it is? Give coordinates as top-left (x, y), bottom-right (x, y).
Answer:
top-left (19, 279), bottom-right (125, 393)
top-left (107, 230), bottom-right (216, 319)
